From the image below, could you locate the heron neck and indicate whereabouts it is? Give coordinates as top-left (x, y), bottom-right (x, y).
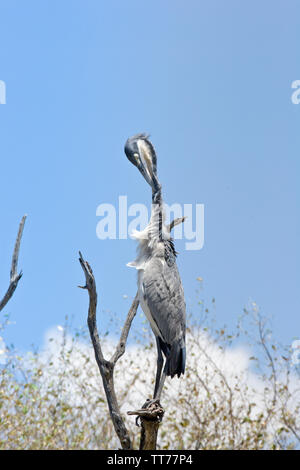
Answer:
top-left (151, 173), bottom-right (162, 204)
top-left (150, 175), bottom-right (164, 241)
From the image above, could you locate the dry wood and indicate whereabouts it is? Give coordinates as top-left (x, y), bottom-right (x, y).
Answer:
top-left (0, 215), bottom-right (27, 312)
top-left (78, 251), bottom-right (138, 449)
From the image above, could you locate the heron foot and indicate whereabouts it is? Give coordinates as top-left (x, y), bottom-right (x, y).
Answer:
top-left (142, 398), bottom-right (161, 409)
top-left (129, 398), bottom-right (164, 427)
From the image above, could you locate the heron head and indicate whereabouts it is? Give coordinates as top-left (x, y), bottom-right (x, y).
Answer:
top-left (124, 133), bottom-right (157, 188)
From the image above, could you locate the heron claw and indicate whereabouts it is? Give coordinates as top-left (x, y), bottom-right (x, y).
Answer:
top-left (141, 398), bottom-right (160, 409)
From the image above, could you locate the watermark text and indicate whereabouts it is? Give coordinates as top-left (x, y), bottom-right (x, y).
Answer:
top-left (96, 196), bottom-right (204, 251)
top-left (0, 80), bottom-right (6, 104)
top-left (291, 80), bottom-right (300, 104)
top-left (291, 340), bottom-right (300, 365)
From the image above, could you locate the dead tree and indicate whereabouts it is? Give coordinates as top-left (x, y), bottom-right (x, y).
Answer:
top-left (0, 215), bottom-right (27, 312)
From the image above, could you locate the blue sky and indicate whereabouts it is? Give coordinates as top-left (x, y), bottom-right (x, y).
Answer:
top-left (0, 0), bottom-right (299, 352)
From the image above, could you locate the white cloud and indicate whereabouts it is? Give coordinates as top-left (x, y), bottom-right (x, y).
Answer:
top-left (0, 336), bottom-right (7, 364)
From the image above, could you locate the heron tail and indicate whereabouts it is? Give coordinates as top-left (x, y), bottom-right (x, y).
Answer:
top-left (167, 341), bottom-right (186, 378)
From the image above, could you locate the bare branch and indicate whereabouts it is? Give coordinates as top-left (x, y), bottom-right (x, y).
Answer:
top-left (166, 216), bottom-right (187, 233)
top-left (0, 215), bottom-right (27, 312)
top-left (78, 251), bottom-right (138, 450)
top-left (110, 293), bottom-right (139, 365)
top-left (127, 401), bottom-right (164, 450)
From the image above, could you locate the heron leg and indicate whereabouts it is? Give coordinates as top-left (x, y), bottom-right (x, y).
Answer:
top-left (154, 362), bottom-right (168, 401)
top-left (153, 336), bottom-right (164, 399)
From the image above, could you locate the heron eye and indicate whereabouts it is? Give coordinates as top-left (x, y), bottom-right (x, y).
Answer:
top-left (133, 153), bottom-right (139, 158)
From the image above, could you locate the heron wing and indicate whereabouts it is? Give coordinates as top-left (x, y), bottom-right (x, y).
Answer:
top-left (141, 257), bottom-right (186, 347)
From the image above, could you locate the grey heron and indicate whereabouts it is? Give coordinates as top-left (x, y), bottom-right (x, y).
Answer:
top-left (124, 134), bottom-right (186, 401)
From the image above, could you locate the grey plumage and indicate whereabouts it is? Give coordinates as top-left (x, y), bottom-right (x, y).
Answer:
top-left (125, 133), bottom-right (186, 399)
top-left (140, 256), bottom-right (186, 377)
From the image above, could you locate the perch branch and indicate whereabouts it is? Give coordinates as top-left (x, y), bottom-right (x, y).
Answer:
top-left (78, 251), bottom-right (139, 450)
top-left (0, 215), bottom-right (27, 312)
top-left (128, 400), bottom-right (164, 450)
